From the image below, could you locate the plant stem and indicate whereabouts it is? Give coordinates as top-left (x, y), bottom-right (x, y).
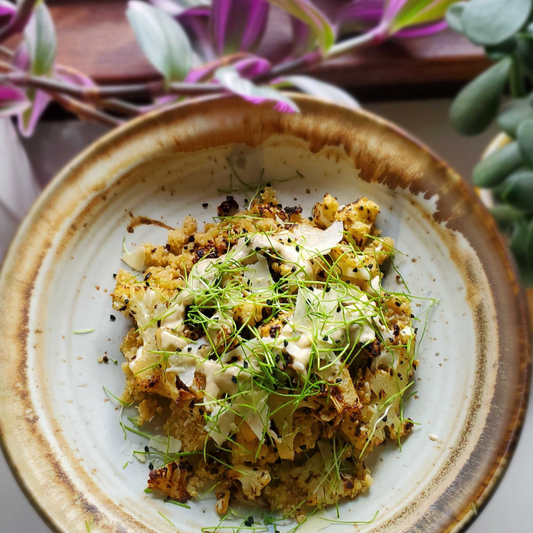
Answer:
top-left (0, 0), bottom-right (39, 44)
top-left (99, 98), bottom-right (143, 117)
top-left (254, 25), bottom-right (388, 83)
top-left (52, 92), bottom-right (123, 127)
top-left (1, 72), bottom-right (226, 100)
top-left (326, 25), bottom-right (388, 59)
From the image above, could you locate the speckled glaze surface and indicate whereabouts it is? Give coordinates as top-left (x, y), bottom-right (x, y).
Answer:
top-left (0, 96), bottom-right (529, 533)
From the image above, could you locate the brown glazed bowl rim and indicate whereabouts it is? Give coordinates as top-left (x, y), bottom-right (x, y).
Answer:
top-left (0, 94), bottom-right (530, 533)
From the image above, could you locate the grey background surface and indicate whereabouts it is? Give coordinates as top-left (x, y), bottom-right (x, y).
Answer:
top-left (1, 100), bottom-right (530, 532)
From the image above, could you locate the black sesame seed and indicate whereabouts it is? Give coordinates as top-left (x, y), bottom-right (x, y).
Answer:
top-left (323, 336), bottom-right (328, 341)
top-left (113, 273), bottom-right (117, 279)
top-left (231, 375), bottom-right (238, 384)
top-left (144, 272), bottom-right (152, 281)
top-left (325, 287), bottom-right (331, 293)
top-left (308, 216), bottom-right (313, 221)
top-left (295, 245), bottom-right (300, 252)
top-left (188, 346), bottom-right (192, 352)
top-left (247, 517), bottom-right (254, 525)
top-left (199, 408), bottom-right (204, 415)
top-left (336, 378), bottom-right (342, 383)
top-left (368, 264), bottom-right (373, 269)
top-left (255, 246), bottom-right (261, 252)
top-left (202, 203), bottom-right (208, 208)
top-left (395, 301), bottom-right (401, 307)
top-left (336, 306), bottom-right (341, 313)
top-left (243, 360), bottom-right (249, 368)
top-left (353, 267), bottom-right (358, 273)
top-left (291, 267), bottom-right (296, 272)
top-left (149, 463), bottom-right (154, 470)
top-left (110, 314), bottom-right (116, 321)
top-left (266, 299), bottom-right (273, 305)
top-left (144, 446), bottom-right (149, 452)
top-left (283, 340), bottom-right (288, 347)
top-left (124, 299), bottom-right (129, 304)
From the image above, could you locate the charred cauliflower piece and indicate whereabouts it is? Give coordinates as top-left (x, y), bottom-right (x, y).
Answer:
top-left (312, 193), bottom-right (339, 228)
top-left (336, 197), bottom-right (380, 248)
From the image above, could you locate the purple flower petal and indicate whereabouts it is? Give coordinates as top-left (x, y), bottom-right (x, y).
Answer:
top-left (234, 57), bottom-right (271, 78)
top-left (13, 43), bottom-right (30, 71)
top-left (0, 0), bottom-right (15, 18)
top-left (290, 18), bottom-right (315, 58)
top-left (396, 19), bottom-right (447, 38)
top-left (17, 89), bottom-right (51, 137)
top-left (215, 64), bottom-right (298, 113)
top-left (210, 0), bottom-right (270, 55)
top-left (268, 0), bottom-right (335, 53)
top-left (179, 10), bottom-right (216, 62)
top-left (0, 85), bottom-right (30, 117)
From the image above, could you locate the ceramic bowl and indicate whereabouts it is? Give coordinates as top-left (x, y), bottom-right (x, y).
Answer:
top-left (0, 95), bottom-right (529, 533)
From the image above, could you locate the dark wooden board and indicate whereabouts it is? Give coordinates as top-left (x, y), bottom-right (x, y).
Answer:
top-left (9, 0), bottom-right (490, 97)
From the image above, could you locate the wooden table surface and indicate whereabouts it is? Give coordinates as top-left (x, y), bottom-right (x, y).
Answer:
top-left (38, 0), bottom-right (488, 99)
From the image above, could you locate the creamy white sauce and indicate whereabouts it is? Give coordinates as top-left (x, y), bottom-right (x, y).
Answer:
top-left (133, 221), bottom-right (398, 445)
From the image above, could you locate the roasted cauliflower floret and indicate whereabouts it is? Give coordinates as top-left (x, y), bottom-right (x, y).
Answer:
top-left (312, 193), bottom-right (339, 228)
top-left (336, 197), bottom-right (380, 248)
top-left (228, 465), bottom-right (271, 500)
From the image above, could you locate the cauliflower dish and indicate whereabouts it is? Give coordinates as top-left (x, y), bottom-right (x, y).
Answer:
top-left (112, 187), bottom-right (417, 521)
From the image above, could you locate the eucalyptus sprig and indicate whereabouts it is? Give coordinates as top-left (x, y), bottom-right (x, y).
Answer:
top-left (0, 0), bottom-right (452, 136)
top-left (447, 0), bottom-right (533, 278)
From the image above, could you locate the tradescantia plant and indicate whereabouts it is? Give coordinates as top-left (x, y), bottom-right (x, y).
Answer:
top-left (0, 0), bottom-right (453, 137)
top-left (447, 0), bottom-right (533, 279)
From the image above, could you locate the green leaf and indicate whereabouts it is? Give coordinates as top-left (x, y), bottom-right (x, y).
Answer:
top-left (215, 66), bottom-right (299, 113)
top-left (517, 118), bottom-right (533, 166)
top-left (499, 169), bottom-right (533, 212)
top-left (127, 1), bottom-right (193, 82)
top-left (498, 98), bottom-right (533, 138)
top-left (266, 0), bottom-right (335, 53)
top-left (510, 215), bottom-right (529, 265)
top-left (445, 2), bottom-right (467, 34)
top-left (485, 37), bottom-right (517, 60)
top-left (25, 2), bottom-right (57, 76)
top-left (472, 141), bottom-right (523, 187)
top-left (450, 57), bottom-right (511, 135)
top-left (517, 38), bottom-right (533, 79)
top-left (462, 0), bottom-right (531, 46)
top-left (391, 0), bottom-right (457, 33)
top-left (526, 217), bottom-right (533, 270)
top-left (282, 76), bottom-right (359, 108)
top-left (490, 204), bottom-right (524, 231)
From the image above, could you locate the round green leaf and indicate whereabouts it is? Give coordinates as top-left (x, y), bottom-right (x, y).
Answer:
top-left (510, 215), bottom-right (529, 265)
top-left (490, 204), bottom-right (524, 231)
top-left (517, 39), bottom-right (533, 79)
top-left (25, 2), bottom-right (57, 76)
top-left (485, 37), bottom-right (517, 60)
top-left (526, 217), bottom-right (533, 270)
top-left (517, 118), bottom-right (533, 166)
top-left (499, 169), bottom-right (533, 212)
top-left (450, 58), bottom-right (511, 135)
top-left (498, 99), bottom-right (533, 138)
top-left (472, 141), bottom-right (523, 187)
top-left (463, 0), bottom-right (531, 46)
top-left (446, 2), bottom-right (467, 34)
top-left (127, 1), bottom-right (192, 82)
